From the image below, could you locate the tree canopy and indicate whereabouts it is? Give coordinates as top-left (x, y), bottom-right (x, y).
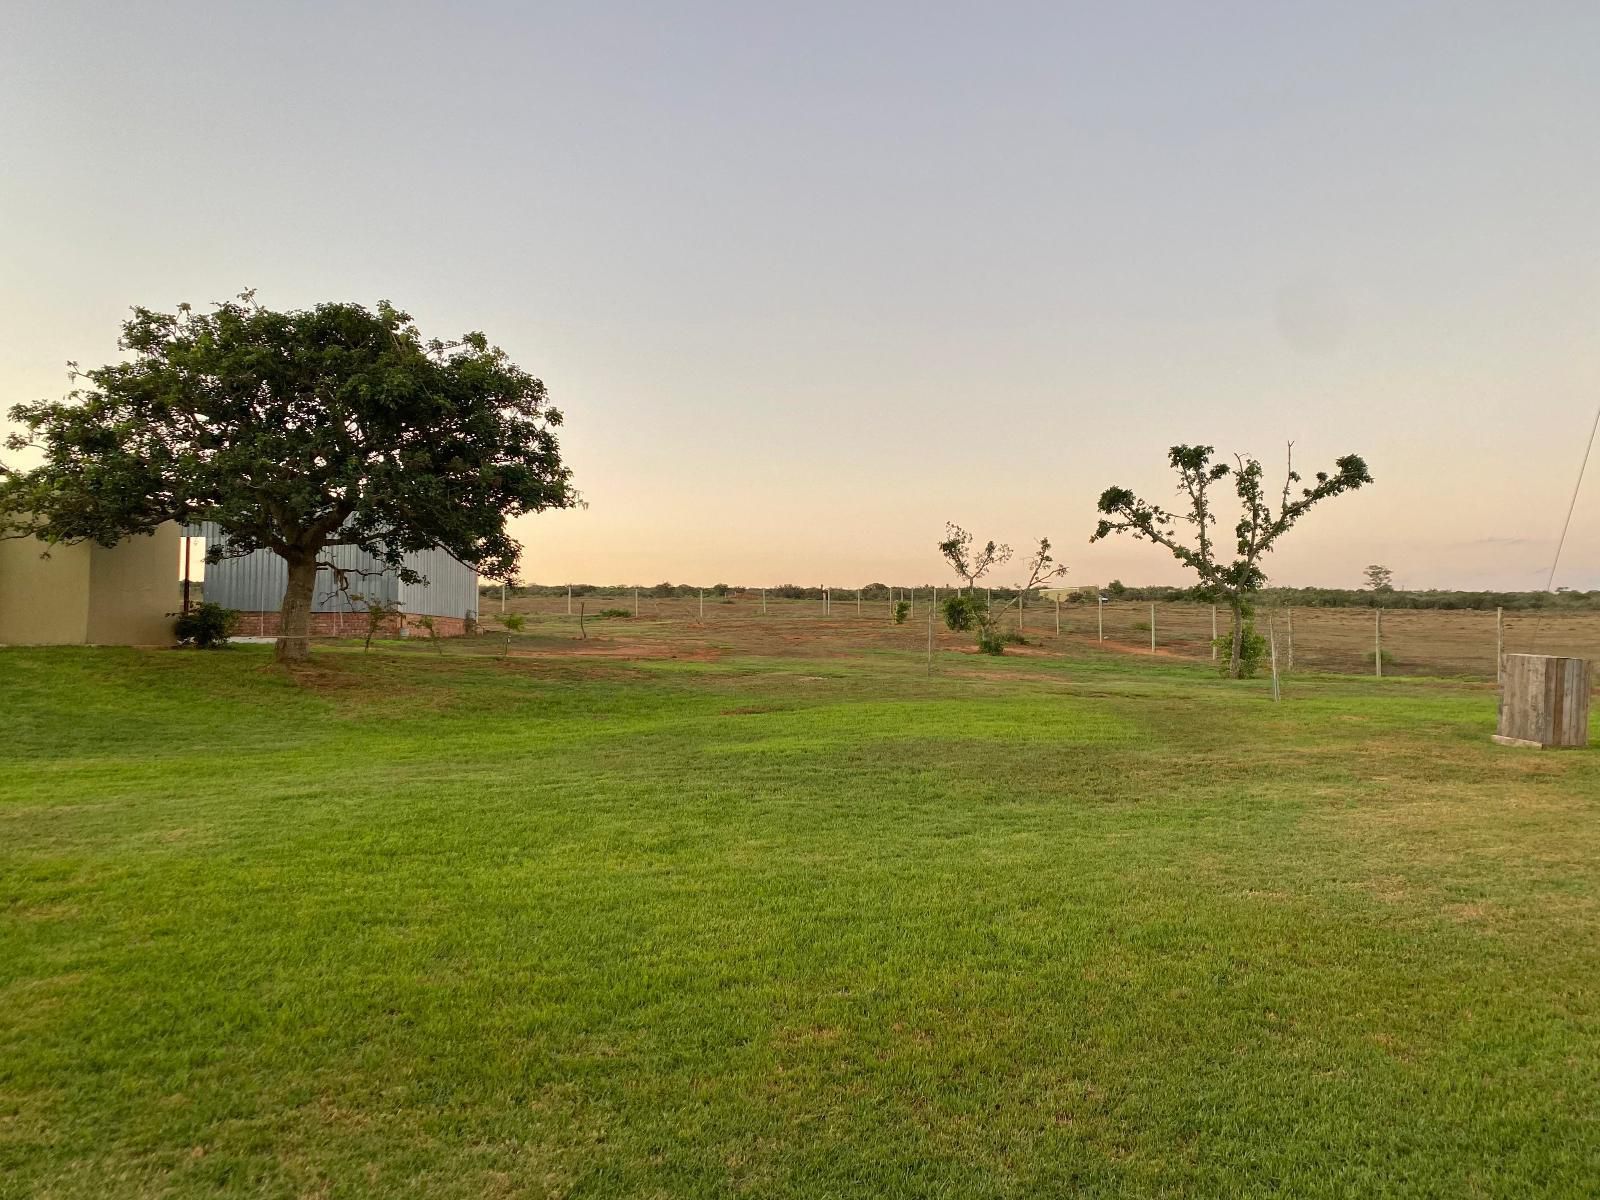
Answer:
top-left (1091, 443), bottom-right (1371, 675)
top-left (2, 293), bottom-right (576, 661)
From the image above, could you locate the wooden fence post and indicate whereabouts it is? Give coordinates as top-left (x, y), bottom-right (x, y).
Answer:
top-left (1268, 612), bottom-right (1282, 702)
top-left (1286, 606), bottom-right (1294, 674)
top-left (1055, 596), bottom-right (1061, 636)
top-left (1496, 607), bottom-right (1504, 682)
top-left (1098, 595), bottom-right (1104, 643)
top-left (1375, 608), bottom-right (1383, 678)
top-left (1211, 603), bottom-right (1217, 661)
top-left (1150, 603), bottom-right (1156, 653)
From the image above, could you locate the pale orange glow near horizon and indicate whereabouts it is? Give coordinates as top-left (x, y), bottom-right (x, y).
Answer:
top-left (4, 4), bottom-right (1596, 592)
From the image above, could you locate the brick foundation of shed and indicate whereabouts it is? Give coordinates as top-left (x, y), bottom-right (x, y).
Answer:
top-left (229, 612), bottom-right (471, 639)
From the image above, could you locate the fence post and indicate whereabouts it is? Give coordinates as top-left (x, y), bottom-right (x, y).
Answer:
top-left (566, 585), bottom-right (571, 616)
top-left (909, 588), bottom-right (914, 618)
top-left (1211, 603), bottom-right (1217, 661)
top-left (1375, 607), bottom-right (1383, 678)
top-left (1286, 607), bottom-right (1294, 673)
top-left (1268, 612), bottom-right (1282, 702)
top-left (699, 588), bottom-right (704, 620)
top-left (1495, 607), bottom-right (1504, 682)
top-left (761, 588), bottom-right (767, 615)
top-left (634, 588), bottom-right (639, 616)
top-left (1018, 592), bottom-right (1024, 635)
top-left (500, 582), bottom-right (506, 614)
top-left (1055, 596), bottom-right (1061, 636)
top-left (1098, 595), bottom-right (1104, 642)
top-left (1150, 603), bottom-right (1156, 653)
top-left (857, 589), bottom-right (862, 616)
top-left (926, 598), bottom-right (934, 674)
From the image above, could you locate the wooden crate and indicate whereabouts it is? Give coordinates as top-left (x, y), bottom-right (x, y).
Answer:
top-left (1494, 653), bottom-right (1591, 749)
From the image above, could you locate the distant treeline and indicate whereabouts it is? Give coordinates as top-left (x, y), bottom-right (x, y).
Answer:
top-left (484, 579), bottom-right (1600, 612)
top-left (1099, 580), bottom-right (1600, 612)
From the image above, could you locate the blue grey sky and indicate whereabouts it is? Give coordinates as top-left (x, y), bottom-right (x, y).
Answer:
top-left (4, 2), bottom-right (1597, 588)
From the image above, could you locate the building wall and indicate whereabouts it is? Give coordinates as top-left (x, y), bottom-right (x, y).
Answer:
top-left (0, 536), bottom-right (91, 644)
top-left (0, 525), bottom-right (177, 646)
top-left (86, 527), bottom-right (182, 645)
top-left (189, 524), bottom-right (476, 620)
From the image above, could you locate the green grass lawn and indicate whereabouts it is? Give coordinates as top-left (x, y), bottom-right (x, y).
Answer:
top-left (2, 643), bottom-right (1597, 1197)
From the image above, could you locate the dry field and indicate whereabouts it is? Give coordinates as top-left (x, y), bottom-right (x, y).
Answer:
top-left (474, 590), bottom-right (1600, 682)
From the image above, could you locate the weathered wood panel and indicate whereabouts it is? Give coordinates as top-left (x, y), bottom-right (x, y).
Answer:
top-left (1494, 653), bottom-right (1591, 748)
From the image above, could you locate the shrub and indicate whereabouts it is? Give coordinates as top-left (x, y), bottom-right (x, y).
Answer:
top-left (893, 600), bottom-right (911, 624)
top-left (596, 608), bottom-right (632, 619)
top-left (942, 593), bottom-right (982, 632)
top-left (977, 626), bottom-right (1007, 655)
top-left (173, 602), bottom-right (238, 649)
top-left (499, 613), bottom-right (526, 634)
top-left (1212, 624), bottom-right (1267, 678)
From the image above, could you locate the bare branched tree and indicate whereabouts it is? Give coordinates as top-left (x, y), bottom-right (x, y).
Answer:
top-left (938, 523), bottom-right (1012, 594)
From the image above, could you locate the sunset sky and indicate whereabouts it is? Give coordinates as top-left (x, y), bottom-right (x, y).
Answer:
top-left (3, 2), bottom-right (1597, 590)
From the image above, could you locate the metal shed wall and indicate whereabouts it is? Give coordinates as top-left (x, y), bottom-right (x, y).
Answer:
top-left (186, 523), bottom-right (476, 619)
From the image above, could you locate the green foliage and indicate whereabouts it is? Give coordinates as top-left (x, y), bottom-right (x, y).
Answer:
top-left (172, 602), bottom-right (238, 649)
top-left (938, 522), bottom-right (1012, 591)
top-left (1, 293), bottom-right (576, 662)
top-left (976, 626), bottom-right (1008, 655)
top-left (1212, 624), bottom-right (1267, 678)
top-left (1092, 443), bottom-right (1371, 678)
top-left (1364, 564), bottom-right (1395, 592)
top-left (498, 613), bottom-right (526, 634)
top-left (711, 583), bottom-right (729, 597)
top-left (941, 593), bottom-right (982, 632)
top-left (893, 600), bottom-right (910, 624)
top-left (596, 608), bottom-right (632, 619)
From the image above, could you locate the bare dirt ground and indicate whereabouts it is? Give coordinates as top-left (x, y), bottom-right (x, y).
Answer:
top-left (464, 591), bottom-right (1600, 681)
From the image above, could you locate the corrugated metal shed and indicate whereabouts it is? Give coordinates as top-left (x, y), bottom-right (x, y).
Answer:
top-left (185, 522), bottom-right (478, 619)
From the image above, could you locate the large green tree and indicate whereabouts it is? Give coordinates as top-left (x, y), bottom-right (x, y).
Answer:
top-left (1, 294), bottom-right (575, 662)
top-left (1091, 444), bottom-right (1371, 677)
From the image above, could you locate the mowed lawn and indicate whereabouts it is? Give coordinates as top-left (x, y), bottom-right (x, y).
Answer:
top-left (2, 642), bottom-right (1597, 1198)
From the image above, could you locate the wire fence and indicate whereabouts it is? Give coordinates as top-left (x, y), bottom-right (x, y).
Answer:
top-left (465, 587), bottom-right (1600, 681)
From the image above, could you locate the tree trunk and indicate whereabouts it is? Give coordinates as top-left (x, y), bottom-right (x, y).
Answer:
top-left (1228, 599), bottom-right (1246, 679)
top-left (276, 552), bottom-right (318, 664)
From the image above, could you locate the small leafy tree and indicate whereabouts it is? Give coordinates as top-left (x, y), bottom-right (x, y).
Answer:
top-left (893, 600), bottom-right (910, 624)
top-left (1092, 443), bottom-right (1371, 678)
top-left (173, 602), bottom-right (239, 648)
top-left (937, 523), bottom-right (1011, 594)
top-left (414, 614), bottom-right (442, 654)
top-left (1363, 564), bottom-right (1394, 592)
top-left (354, 595), bottom-right (404, 653)
top-left (1, 293), bottom-right (575, 665)
top-left (497, 611), bottom-right (525, 657)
